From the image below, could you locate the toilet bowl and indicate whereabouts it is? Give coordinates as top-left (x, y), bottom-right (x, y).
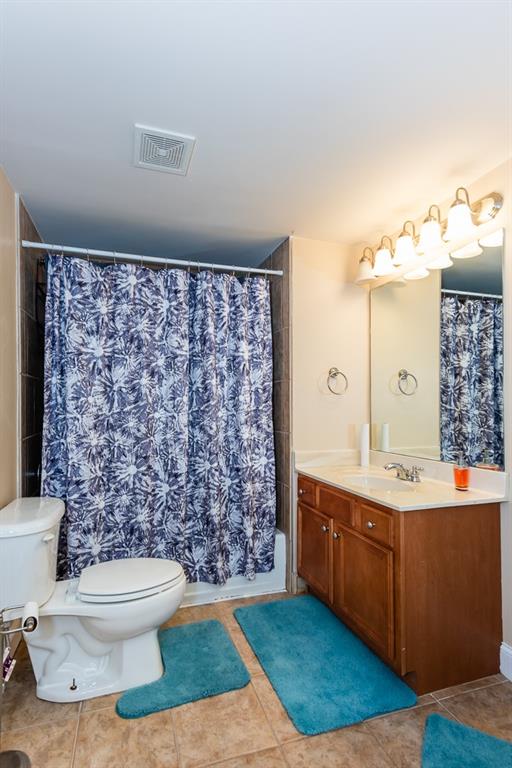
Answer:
top-left (0, 498), bottom-right (186, 703)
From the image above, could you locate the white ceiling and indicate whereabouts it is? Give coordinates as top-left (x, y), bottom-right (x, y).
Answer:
top-left (0, 0), bottom-right (510, 266)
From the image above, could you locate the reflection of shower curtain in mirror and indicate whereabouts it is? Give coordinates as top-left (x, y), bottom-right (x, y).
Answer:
top-left (440, 295), bottom-right (504, 467)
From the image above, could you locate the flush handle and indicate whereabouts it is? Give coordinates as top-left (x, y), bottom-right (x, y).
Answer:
top-left (42, 533), bottom-right (55, 543)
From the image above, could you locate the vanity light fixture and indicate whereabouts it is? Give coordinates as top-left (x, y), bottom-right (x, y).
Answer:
top-left (393, 221), bottom-right (417, 266)
top-left (355, 247), bottom-right (375, 284)
top-left (404, 266), bottom-right (430, 281)
top-left (417, 205), bottom-right (443, 254)
top-left (353, 186), bottom-right (503, 287)
top-left (479, 228), bottom-right (504, 248)
top-left (451, 241), bottom-right (483, 259)
top-left (373, 236), bottom-right (395, 277)
top-left (444, 187), bottom-right (478, 242)
top-left (428, 249), bottom-right (453, 269)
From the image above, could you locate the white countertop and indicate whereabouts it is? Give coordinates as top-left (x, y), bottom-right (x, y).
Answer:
top-left (296, 464), bottom-right (507, 511)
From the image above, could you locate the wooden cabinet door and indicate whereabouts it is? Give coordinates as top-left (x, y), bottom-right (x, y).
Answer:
top-left (333, 525), bottom-right (394, 661)
top-left (298, 504), bottom-right (332, 601)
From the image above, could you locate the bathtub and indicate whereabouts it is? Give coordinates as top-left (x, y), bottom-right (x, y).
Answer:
top-left (182, 528), bottom-right (287, 607)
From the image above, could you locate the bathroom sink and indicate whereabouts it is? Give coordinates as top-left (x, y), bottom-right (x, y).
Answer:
top-left (341, 475), bottom-right (412, 493)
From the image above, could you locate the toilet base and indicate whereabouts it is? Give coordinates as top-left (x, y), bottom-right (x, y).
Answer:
top-left (27, 622), bottom-right (164, 703)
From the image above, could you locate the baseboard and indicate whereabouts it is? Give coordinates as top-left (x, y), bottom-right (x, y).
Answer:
top-left (500, 642), bottom-right (512, 680)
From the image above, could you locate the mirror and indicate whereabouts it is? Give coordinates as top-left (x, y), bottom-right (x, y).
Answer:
top-left (370, 230), bottom-right (504, 469)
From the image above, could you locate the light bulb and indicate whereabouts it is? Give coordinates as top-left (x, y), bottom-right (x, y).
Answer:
top-left (355, 256), bottom-right (375, 285)
top-left (393, 233), bottom-right (416, 266)
top-left (404, 266), bottom-right (430, 281)
top-left (444, 188), bottom-right (477, 242)
top-left (451, 241), bottom-right (483, 259)
top-left (428, 250), bottom-right (453, 269)
top-left (418, 219), bottom-right (443, 254)
top-left (373, 238), bottom-right (394, 277)
top-left (479, 229), bottom-right (504, 248)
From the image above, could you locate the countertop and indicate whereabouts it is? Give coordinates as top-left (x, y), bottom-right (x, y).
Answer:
top-left (296, 464), bottom-right (507, 511)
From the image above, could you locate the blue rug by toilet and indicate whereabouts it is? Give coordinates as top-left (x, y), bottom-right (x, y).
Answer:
top-left (422, 714), bottom-right (512, 767)
top-left (234, 595), bottom-right (416, 735)
top-left (116, 620), bottom-right (250, 718)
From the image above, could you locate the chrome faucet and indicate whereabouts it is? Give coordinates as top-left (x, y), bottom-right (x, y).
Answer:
top-left (384, 462), bottom-right (424, 483)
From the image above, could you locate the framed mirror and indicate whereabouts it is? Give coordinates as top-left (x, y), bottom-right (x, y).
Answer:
top-left (370, 230), bottom-right (504, 469)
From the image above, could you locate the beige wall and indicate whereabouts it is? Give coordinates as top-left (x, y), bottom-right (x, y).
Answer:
top-left (291, 236), bottom-right (369, 452)
top-left (0, 167), bottom-right (18, 507)
top-left (371, 271), bottom-right (440, 458)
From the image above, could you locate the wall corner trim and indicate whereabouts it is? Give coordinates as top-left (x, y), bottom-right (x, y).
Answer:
top-left (500, 642), bottom-right (512, 681)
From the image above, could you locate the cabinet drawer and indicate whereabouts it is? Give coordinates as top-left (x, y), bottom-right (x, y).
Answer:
top-left (358, 503), bottom-right (394, 548)
top-left (298, 476), bottom-right (317, 507)
top-left (318, 485), bottom-right (354, 526)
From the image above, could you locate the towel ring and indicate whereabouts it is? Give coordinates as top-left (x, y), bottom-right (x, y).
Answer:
top-left (398, 369), bottom-right (418, 396)
top-left (327, 367), bottom-right (348, 395)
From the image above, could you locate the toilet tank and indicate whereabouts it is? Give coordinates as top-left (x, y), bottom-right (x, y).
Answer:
top-left (0, 497), bottom-right (64, 612)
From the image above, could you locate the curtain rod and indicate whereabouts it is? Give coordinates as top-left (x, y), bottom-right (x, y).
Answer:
top-left (441, 288), bottom-right (502, 300)
top-left (21, 240), bottom-right (284, 277)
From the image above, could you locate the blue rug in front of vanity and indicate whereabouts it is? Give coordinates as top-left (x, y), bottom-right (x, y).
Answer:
top-left (422, 714), bottom-right (512, 767)
top-left (116, 620), bottom-right (250, 718)
top-left (234, 595), bottom-right (416, 735)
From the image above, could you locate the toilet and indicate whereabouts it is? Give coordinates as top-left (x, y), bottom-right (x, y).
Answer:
top-left (0, 497), bottom-right (186, 703)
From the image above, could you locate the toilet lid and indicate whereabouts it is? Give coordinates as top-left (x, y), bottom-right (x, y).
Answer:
top-left (78, 558), bottom-right (184, 603)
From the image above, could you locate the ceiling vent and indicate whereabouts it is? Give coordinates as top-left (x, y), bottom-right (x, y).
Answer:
top-left (133, 124), bottom-right (195, 175)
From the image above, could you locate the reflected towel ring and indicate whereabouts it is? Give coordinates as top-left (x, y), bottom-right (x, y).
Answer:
top-left (327, 367), bottom-right (348, 395)
top-left (398, 368), bottom-right (418, 396)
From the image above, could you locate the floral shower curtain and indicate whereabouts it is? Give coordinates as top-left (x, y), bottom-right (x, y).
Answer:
top-left (440, 294), bottom-right (504, 467)
top-left (42, 255), bottom-right (276, 583)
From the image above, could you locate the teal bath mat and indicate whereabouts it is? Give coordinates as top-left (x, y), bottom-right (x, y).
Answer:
top-left (116, 620), bottom-right (250, 718)
top-left (422, 714), bottom-right (512, 767)
top-left (234, 595), bottom-right (416, 735)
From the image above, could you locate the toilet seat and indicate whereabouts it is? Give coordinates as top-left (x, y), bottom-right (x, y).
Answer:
top-left (78, 557), bottom-right (184, 604)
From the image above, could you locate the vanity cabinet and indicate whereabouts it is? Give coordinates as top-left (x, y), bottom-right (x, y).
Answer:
top-left (297, 473), bottom-right (502, 695)
top-left (297, 504), bottom-right (331, 600)
top-left (332, 526), bottom-right (394, 661)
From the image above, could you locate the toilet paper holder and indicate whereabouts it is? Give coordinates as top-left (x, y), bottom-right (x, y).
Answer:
top-left (0, 604), bottom-right (38, 636)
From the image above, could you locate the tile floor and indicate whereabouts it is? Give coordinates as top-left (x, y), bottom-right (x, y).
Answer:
top-left (1, 592), bottom-right (511, 767)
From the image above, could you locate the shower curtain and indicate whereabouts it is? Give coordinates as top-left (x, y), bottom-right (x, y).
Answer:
top-left (440, 294), bottom-right (504, 467)
top-left (42, 255), bottom-right (276, 583)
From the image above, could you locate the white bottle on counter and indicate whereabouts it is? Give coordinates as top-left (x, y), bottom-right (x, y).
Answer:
top-left (360, 423), bottom-right (369, 467)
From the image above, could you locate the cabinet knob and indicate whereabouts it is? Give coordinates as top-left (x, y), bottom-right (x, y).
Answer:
top-left (321, 524), bottom-right (329, 533)
top-left (366, 520), bottom-right (376, 529)
top-left (298, 488), bottom-right (306, 496)
top-left (333, 531), bottom-right (341, 540)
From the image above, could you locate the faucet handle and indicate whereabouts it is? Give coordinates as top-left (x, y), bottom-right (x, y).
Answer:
top-left (410, 465), bottom-right (424, 482)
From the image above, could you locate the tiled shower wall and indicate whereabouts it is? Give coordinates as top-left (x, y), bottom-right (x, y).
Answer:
top-left (260, 239), bottom-right (292, 585)
top-left (19, 200), bottom-right (46, 496)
